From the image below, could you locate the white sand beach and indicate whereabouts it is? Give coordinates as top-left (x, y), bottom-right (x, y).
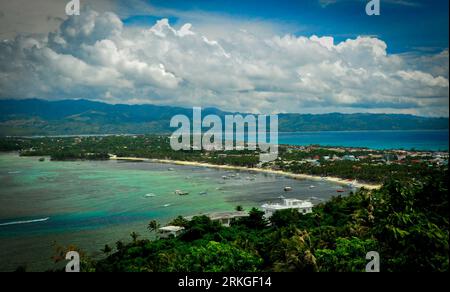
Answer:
top-left (110, 156), bottom-right (382, 190)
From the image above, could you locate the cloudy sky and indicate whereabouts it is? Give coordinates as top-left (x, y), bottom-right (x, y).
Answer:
top-left (0, 0), bottom-right (448, 116)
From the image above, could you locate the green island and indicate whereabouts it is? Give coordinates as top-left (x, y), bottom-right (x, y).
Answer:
top-left (1, 135), bottom-right (448, 272)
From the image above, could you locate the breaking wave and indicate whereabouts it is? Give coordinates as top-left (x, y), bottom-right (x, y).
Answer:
top-left (0, 217), bottom-right (50, 227)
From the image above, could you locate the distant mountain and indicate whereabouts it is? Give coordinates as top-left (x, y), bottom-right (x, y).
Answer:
top-left (0, 99), bottom-right (448, 136)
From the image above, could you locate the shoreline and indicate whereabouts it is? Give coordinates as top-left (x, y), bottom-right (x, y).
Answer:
top-left (110, 156), bottom-right (382, 190)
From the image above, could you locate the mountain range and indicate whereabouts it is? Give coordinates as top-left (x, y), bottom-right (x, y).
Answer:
top-left (0, 99), bottom-right (448, 136)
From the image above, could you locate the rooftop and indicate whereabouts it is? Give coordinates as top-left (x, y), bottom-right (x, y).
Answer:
top-left (185, 211), bottom-right (249, 221)
top-left (159, 226), bottom-right (185, 232)
top-left (262, 199), bottom-right (313, 210)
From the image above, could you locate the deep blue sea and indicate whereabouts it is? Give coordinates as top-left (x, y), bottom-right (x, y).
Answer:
top-left (277, 130), bottom-right (449, 151)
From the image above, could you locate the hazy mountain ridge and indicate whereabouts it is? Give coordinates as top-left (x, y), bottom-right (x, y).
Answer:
top-left (0, 99), bottom-right (448, 136)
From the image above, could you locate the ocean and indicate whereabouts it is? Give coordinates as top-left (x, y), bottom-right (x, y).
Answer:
top-left (0, 153), bottom-right (350, 272)
top-left (277, 130), bottom-right (449, 151)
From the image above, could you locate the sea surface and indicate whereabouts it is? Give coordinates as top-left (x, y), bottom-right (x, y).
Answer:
top-left (277, 130), bottom-right (449, 151)
top-left (0, 153), bottom-right (352, 272)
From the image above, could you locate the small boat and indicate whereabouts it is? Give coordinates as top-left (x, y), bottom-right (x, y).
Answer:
top-left (222, 176), bottom-right (230, 180)
top-left (199, 192), bottom-right (208, 196)
top-left (336, 189), bottom-right (346, 193)
top-left (163, 204), bottom-right (171, 208)
top-left (175, 190), bottom-right (189, 196)
top-left (168, 168), bottom-right (175, 171)
top-left (309, 185), bottom-right (316, 189)
top-left (144, 193), bottom-right (156, 198)
top-left (278, 195), bottom-right (286, 199)
top-left (284, 187), bottom-right (293, 192)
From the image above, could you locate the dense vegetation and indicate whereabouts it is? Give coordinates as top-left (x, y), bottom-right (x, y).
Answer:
top-left (57, 173), bottom-right (448, 272)
top-left (1, 99), bottom-right (448, 136)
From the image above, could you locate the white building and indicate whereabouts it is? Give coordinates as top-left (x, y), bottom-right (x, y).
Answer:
top-left (208, 211), bottom-right (249, 227)
top-left (158, 226), bottom-right (185, 238)
top-left (262, 199), bottom-right (313, 218)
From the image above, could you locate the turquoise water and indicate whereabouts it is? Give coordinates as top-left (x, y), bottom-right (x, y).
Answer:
top-left (278, 130), bottom-right (449, 151)
top-left (0, 153), bottom-right (350, 272)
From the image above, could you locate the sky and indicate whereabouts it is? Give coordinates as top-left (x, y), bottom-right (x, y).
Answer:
top-left (0, 0), bottom-right (448, 116)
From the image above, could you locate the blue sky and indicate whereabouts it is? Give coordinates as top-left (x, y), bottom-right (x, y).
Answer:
top-left (123, 0), bottom-right (449, 54)
top-left (0, 0), bottom-right (448, 116)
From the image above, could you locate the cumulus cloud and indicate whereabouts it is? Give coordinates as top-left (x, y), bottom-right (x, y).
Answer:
top-left (0, 9), bottom-right (448, 116)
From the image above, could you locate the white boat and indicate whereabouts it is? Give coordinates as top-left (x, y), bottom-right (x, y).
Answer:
top-left (163, 204), bottom-right (171, 208)
top-left (284, 186), bottom-right (293, 192)
top-left (175, 190), bottom-right (189, 196)
top-left (144, 193), bottom-right (156, 198)
top-left (309, 185), bottom-right (316, 189)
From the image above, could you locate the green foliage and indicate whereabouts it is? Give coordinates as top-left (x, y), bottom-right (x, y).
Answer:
top-left (168, 216), bottom-right (190, 228)
top-left (270, 209), bottom-right (303, 228)
top-left (371, 175), bottom-right (449, 272)
top-left (147, 220), bottom-right (161, 233)
top-left (234, 208), bottom-right (268, 230)
top-left (316, 237), bottom-right (378, 272)
top-left (176, 241), bottom-right (263, 272)
top-left (181, 216), bottom-right (223, 242)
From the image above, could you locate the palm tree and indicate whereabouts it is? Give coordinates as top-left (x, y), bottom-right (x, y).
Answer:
top-left (101, 244), bottom-right (112, 256)
top-left (130, 232), bottom-right (140, 243)
top-left (115, 241), bottom-right (124, 251)
top-left (147, 220), bottom-right (161, 233)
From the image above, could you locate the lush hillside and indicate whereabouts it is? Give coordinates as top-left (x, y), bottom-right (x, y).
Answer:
top-left (50, 174), bottom-right (448, 272)
top-left (0, 99), bottom-right (448, 136)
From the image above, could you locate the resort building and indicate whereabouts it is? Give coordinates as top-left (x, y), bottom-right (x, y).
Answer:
top-left (261, 199), bottom-right (314, 219)
top-left (208, 211), bottom-right (249, 227)
top-left (158, 226), bottom-right (185, 238)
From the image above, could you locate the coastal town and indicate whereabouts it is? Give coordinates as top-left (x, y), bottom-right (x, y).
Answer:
top-left (1, 135), bottom-right (447, 186)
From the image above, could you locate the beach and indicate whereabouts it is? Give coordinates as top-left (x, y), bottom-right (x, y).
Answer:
top-left (110, 156), bottom-right (382, 190)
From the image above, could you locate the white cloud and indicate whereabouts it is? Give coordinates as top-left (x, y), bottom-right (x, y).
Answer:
top-left (0, 8), bottom-right (448, 117)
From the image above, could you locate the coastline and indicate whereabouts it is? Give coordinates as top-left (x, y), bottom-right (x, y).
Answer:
top-left (110, 156), bottom-right (382, 190)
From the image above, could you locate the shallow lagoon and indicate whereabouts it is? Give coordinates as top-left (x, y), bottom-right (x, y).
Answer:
top-left (0, 153), bottom-right (351, 271)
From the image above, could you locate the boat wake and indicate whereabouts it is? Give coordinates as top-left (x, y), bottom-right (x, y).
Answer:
top-left (0, 217), bottom-right (50, 227)
top-left (7, 171), bottom-right (21, 174)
